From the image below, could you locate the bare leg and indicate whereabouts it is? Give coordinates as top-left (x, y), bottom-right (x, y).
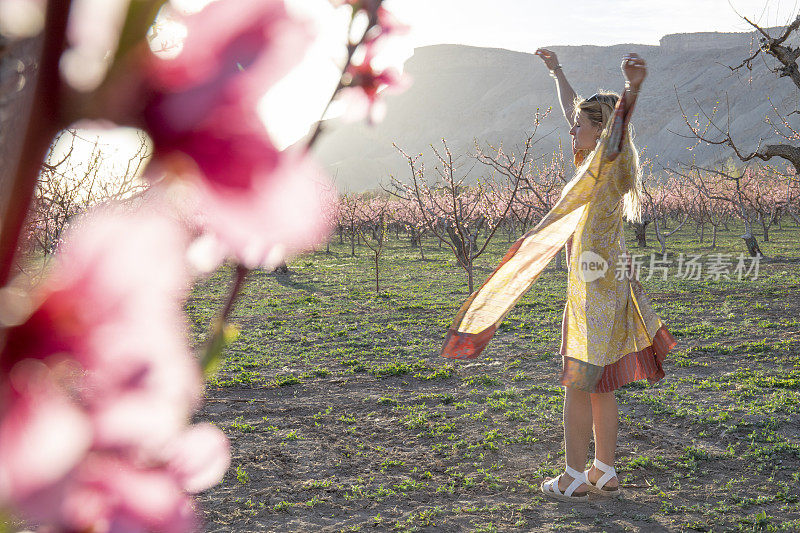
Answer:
top-left (558, 386), bottom-right (592, 492)
top-left (588, 391), bottom-right (619, 488)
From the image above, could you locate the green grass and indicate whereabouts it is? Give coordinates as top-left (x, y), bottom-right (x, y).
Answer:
top-left (195, 220), bottom-right (800, 532)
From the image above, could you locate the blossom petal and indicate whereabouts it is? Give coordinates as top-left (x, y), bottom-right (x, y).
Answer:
top-left (167, 423), bottom-right (231, 493)
top-left (0, 360), bottom-right (92, 505)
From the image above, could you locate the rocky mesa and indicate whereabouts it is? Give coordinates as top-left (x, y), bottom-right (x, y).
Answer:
top-left (313, 28), bottom-right (797, 191)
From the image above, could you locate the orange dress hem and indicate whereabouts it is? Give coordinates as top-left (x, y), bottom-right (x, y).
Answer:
top-left (560, 325), bottom-right (677, 392)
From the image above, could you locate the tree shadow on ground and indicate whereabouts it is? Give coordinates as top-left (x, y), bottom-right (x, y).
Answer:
top-left (268, 272), bottom-right (320, 293)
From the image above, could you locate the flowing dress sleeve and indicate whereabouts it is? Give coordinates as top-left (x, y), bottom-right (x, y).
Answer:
top-left (441, 93), bottom-right (636, 360)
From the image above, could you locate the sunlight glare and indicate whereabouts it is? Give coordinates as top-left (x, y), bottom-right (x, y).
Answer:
top-left (47, 126), bottom-right (152, 201)
top-left (147, 4), bottom-right (188, 59)
top-left (259, 0), bottom-right (413, 150)
top-left (60, 0), bottom-right (129, 92)
top-left (258, 0), bottom-right (349, 150)
top-left (169, 0), bottom-right (217, 15)
top-left (0, 0), bottom-right (45, 39)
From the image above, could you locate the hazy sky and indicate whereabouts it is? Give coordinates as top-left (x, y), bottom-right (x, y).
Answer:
top-left (259, 0), bottom-right (800, 148)
top-left (384, 0), bottom-right (799, 51)
top-left (70, 0), bottom-right (800, 173)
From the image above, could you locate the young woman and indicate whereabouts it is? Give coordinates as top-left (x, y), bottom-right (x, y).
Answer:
top-left (532, 49), bottom-right (678, 501)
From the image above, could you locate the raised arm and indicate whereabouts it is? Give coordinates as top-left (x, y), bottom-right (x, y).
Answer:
top-left (606, 53), bottom-right (647, 161)
top-left (620, 53), bottom-right (645, 111)
top-left (535, 48), bottom-right (577, 127)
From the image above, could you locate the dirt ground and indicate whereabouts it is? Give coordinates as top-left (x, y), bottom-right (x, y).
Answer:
top-left (194, 228), bottom-right (800, 532)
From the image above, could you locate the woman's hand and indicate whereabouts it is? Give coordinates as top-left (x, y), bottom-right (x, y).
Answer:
top-left (621, 53), bottom-right (646, 89)
top-left (535, 48), bottom-right (560, 71)
top-left (536, 48), bottom-right (576, 127)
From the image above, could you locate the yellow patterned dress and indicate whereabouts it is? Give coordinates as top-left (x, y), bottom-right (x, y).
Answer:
top-left (559, 157), bottom-right (676, 392)
top-left (440, 92), bottom-right (676, 392)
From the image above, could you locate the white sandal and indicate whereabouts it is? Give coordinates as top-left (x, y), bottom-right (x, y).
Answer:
top-left (540, 465), bottom-right (589, 501)
top-left (584, 458), bottom-right (622, 497)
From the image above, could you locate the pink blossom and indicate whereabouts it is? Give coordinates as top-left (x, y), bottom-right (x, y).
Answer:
top-left (40, 453), bottom-right (198, 532)
top-left (365, 7), bottom-right (409, 48)
top-left (140, 0), bottom-right (334, 266)
top-left (141, 0), bottom-right (299, 193)
top-left (341, 55), bottom-right (407, 124)
top-left (326, 1), bottom-right (410, 124)
top-left (149, 109), bottom-right (282, 192)
top-left (148, 0), bottom-right (309, 98)
top-left (166, 423), bottom-right (231, 494)
top-left (0, 206), bottom-right (229, 531)
top-left (165, 148), bottom-right (337, 268)
top-left (14, 428), bottom-right (229, 532)
top-left (7, 207), bottom-right (201, 438)
top-left (146, 89), bottom-right (335, 269)
top-left (142, 0), bottom-right (307, 193)
top-left (144, 0), bottom-right (311, 148)
top-left (331, 1), bottom-right (407, 49)
top-left (0, 360), bottom-right (92, 507)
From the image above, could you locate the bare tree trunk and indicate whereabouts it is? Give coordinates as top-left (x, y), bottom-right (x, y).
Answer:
top-left (633, 221), bottom-right (649, 247)
top-left (735, 178), bottom-right (764, 257)
top-left (655, 212), bottom-right (689, 254)
top-left (653, 218), bottom-right (666, 255)
top-left (711, 225), bottom-right (718, 248)
top-left (698, 222), bottom-right (704, 243)
top-left (466, 261), bottom-right (474, 293)
top-left (788, 208), bottom-right (800, 227)
top-left (374, 255), bottom-right (380, 293)
top-left (743, 232), bottom-right (764, 257)
top-left (758, 211), bottom-right (770, 242)
top-left (771, 206), bottom-right (781, 230)
top-left (741, 215), bottom-right (764, 257)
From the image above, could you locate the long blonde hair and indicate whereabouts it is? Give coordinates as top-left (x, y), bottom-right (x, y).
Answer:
top-left (573, 91), bottom-right (643, 224)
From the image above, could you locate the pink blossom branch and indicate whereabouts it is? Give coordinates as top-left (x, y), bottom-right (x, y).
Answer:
top-left (201, 1), bottom-right (392, 366)
top-left (388, 146), bottom-right (459, 258)
top-left (306, 0), bottom-right (385, 148)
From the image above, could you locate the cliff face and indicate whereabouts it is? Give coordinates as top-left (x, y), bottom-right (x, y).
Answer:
top-left (658, 31), bottom-right (754, 51)
top-left (313, 29), bottom-right (796, 191)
